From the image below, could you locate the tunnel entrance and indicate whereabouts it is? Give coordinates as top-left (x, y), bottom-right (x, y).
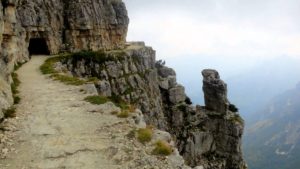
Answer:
top-left (28, 38), bottom-right (50, 55)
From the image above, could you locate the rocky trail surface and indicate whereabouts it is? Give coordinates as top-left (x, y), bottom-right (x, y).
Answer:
top-left (0, 56), bottom-right (188, 169)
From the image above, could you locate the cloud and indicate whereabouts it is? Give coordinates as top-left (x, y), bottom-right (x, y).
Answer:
top-left (124, 0), bottom-right (300, 60)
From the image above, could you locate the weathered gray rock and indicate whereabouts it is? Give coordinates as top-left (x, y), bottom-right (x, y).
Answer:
top-left (131, 109), bottom-right (146, 128)
top-left (168, 76), bottom-right (177, 88)
top-left (82, 84), bottom-right (98, 95)
top-left (202, 69), bottom-right (229, 114)
top-left (169, 85), bottom-right (186, 104)
top-left (158, 78), bottom-right (169, 90)
top-left (95, 80), bottom-right (112, 97)
top-left (157, 67), bottom-right (176, 78)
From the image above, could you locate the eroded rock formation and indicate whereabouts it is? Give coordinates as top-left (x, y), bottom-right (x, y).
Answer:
top-left (202, 69), bottom-right (229, 114)
top-left (158, 65), bottom-right (247, 169)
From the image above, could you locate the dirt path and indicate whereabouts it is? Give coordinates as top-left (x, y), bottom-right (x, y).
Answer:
top-left (0, 56), bottom-right (130, 169)
top-left (0, 55), bottom-right (189, 169)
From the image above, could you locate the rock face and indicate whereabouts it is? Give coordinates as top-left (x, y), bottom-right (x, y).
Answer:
top-left (17, 0), bottom-right (129, 53)
top-left (0, 0), bottom-right (20, 120)
top-left (60, 44), bottom-right (167, 128)
top-left (202, 69), bottom-right (229, 114)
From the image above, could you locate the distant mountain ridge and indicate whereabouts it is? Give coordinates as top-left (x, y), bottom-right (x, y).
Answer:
top-left (244, 83), bottom-right (300, 169)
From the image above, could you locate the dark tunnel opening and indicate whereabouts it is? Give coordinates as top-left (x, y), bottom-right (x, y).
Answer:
top-left (28, 38), bottom-right (50, 55)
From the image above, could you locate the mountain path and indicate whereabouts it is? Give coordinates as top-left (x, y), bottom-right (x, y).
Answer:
top-left (0, 56), bottom-right (134, 169)
top-left (0, 55), bottom-right (190, 169)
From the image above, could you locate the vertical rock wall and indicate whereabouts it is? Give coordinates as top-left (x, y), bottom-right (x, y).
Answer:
top-left (16, 0), bottom-right (129, 54)
top-left (64, 0), bottom-right (129, 52)
top-left (0, 0), bottom-right (20, 120)
top-left (17, 0), bottom-right (65, 54)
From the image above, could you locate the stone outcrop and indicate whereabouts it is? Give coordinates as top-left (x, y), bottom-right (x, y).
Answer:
top-left (59, 43), bottom-right (167, 129)
top-left (202, 69), bottom-right (229, 114)
top-left (158, 66), bottom-right (247, 169)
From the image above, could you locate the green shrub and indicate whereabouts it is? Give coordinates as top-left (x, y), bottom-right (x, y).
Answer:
top-left (137, 128), bottom-right (153, 143)
top-left (152, 140), bottom-right (172, 156)
top-left (185, 97), bottom-right (192, 105)
top-left (229, 104), bottom-right (239, 112)
top-left (177, 104), bottom-right (187, 112)
top-left (84, 95), bottom-right (110, 105)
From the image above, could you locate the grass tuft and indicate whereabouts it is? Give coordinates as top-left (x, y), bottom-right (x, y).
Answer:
top-left (230, 114), bottom-right (244, 125)
top-left (14, 96), bottom-right (21, 104)
top-left (51, 74), bottom-right (85, 86)
top-left (137, 128), bottom-right (153, 143)
top-left (117, 110), bottom-right (129, 118)
top-left (40, 55), bottom-right (100, 86)
top-left (84, 95), bottom-right (110, 105)
top-left (11, 72), bottom-right (20, 94)
top-left (109, 94), bottom-right (129, 110)
top-left (40, 56), bottom-right (67, 74)
top-left (110, 111), bottom-right (119, 115)
top-left (3, 107), bottom-right (17, 118)
top-left (11, 72), bottom-right (21, 105)
top-left (152, 140), bottom-right (173, 156)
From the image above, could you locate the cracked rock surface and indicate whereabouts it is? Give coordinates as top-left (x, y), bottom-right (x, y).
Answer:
top-left (0, 56), bottom-right (190, 169)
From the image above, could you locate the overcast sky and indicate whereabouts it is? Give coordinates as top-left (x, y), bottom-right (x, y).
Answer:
top-left (123, 0), bottom-right (300, 60)
top-left (123, 0), bottom-right (300, 109)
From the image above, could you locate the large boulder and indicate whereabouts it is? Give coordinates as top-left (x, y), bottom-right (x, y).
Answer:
top-left (202, 69), bottom-right (229, 114)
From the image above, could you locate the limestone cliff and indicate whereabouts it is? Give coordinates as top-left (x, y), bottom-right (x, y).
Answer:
top-left (17, 0), bottom-right (129, 53)
top-left (55, 42), bottom-right (247, 169)
top-left (0, 0), bottom-right (247, 168)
